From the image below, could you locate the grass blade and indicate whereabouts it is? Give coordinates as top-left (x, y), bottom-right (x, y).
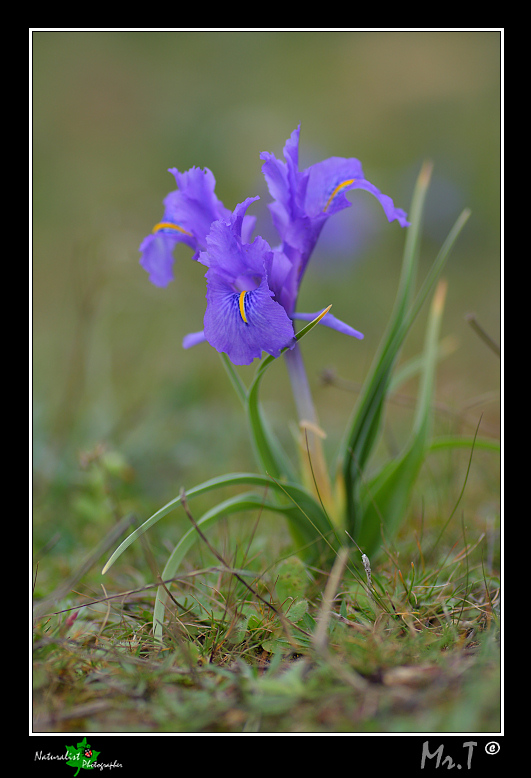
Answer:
top-left (336, 162), bottom-right (432, 520)
top-left (337, 168), bottom-right (470, 541)
top-left (355, 279), bottom-right (448, 557)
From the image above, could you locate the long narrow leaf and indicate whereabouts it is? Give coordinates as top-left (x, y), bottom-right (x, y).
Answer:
top-left (355, 279), bottom-right (448, 557)
top-left (340, 195), bottom-right (470, 534)
top-left (336, 162), bottom-right (433, 517)
top-left (102, 471), bottom-right (331, 574)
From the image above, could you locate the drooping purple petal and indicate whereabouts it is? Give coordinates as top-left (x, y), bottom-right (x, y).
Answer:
top-left (204, 273), bottom-right (295, 365)
top-left (139, 232), bottom-right (181, 288)
top-left (165, 166), bottom-right (232, 251)
top-left (305, 156), bottom-right (410, 226)
top-left (303, 157), bottom-right (364, 217)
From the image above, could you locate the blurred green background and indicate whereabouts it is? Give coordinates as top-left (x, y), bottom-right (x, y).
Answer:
top-left (33, 30), bottom-right (500, 562)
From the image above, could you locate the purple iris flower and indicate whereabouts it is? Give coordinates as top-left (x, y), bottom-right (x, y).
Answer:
top-left (260, 125), bottom-right (410, 323)
top-left (139, 126), bottom-right (409, 366)
top-left (200, 197), bottom-right (296, 365)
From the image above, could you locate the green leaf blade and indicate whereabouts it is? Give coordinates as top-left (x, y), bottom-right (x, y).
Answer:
top-left (354, 278), bottom-right (448, 557)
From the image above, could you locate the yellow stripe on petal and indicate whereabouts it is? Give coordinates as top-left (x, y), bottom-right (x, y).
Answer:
top-left (323, 179), bottom-right (356, 212)
top-left (239, 291), bottom-right (248, 324)
top-left (152, 221), bottom-right (194, 237)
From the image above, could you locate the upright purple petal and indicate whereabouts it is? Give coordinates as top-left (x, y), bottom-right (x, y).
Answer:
top-left (202, 197), bottom-right (263, 280)
top-left (139, 166), bottom-right (229, 285)
top-left (165, 166), bottom-right (232, 249)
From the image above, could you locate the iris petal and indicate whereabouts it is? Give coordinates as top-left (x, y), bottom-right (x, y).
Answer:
top-left (182, 330), bottom-right (207, 349)
top-left (204, 274), bottom-right (295, 366)
top-left (139, 166), bottom-right (229, 284)
top-left (139, 232), bottom-right (179, 287)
